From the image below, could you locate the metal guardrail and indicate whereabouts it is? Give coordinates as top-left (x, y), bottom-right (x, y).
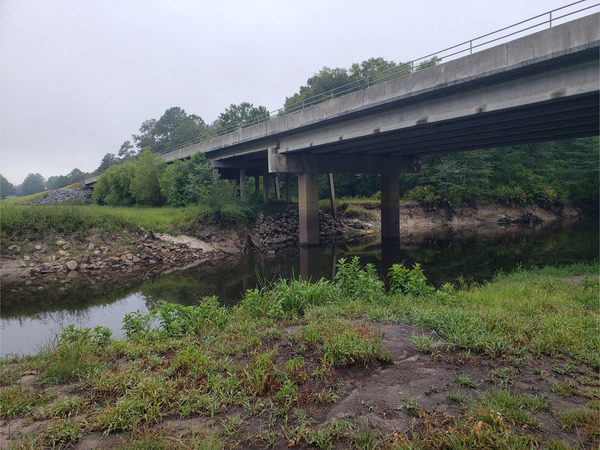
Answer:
top-left (158, 0), bottom-right (599, 156)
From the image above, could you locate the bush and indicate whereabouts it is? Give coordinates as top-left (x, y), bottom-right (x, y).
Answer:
top-left (334, 256), bottom-right (384, 301)
top-left (92, 163), bottom-right (135, 206)
top-left (130, 150), bottom-right (165, 206)
top-left (388, 262), bottom-right (435, 297)
top-left (496, 184), bottom-right (532, 206)
top-left (405, 185), bottom-right (455, 209)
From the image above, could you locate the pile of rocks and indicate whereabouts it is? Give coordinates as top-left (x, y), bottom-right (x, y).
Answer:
top-left (250, 205), bottom-right (370, 252)
top-left (28, 234), bottom-right (217, 279)
top-left (29, 188), bottom-right (93, 206)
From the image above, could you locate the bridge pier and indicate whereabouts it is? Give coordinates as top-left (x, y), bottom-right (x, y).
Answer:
top-left (381, 172), bottom-right (400, 240)
top-left (239, 169), bottom-right (246, 200)
top-left (298, 172), bottom-right (320, 246)
top-left (263, 173), bottom-right (270, 203)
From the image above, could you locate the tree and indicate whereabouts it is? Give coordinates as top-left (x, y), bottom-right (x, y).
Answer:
top-left (284, 66), bottom-right (351, 112)
top-left (283, 58), bottom-right (399, 113)
top-left (349, 57), bottom-right (401, 85)
top-left (132, 107), bottom-right (207, 153)
top-left (118, 140), bottom-right (136, 160)
top-left (68, 168), bottom-right (86, 184)
top-left (92, 163), bottom-right (136, 206)
top-left (0, 175), bottom-right (16, 198)
top-left (20, 173), bottom-right (46, 196)
top-left (212, 102), bottom-right (269, 132)
top-left (129, 149), bottom-right (165, 206)
top-left (95, 153), bottom-right (119, 175)
top-left (160, 152), bottom-right (213, 206)
top-left (132, 119), bottom-right (157, 152)
top-left (46, 175), bottom-right (70, 190)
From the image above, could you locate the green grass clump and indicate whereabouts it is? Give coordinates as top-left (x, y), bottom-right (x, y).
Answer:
top-left (480, 389), bottom-right (551, 429)
top-left (0, 385), bottom-right (52, 418)
top-left (373, 263), bottom-right (600, 366)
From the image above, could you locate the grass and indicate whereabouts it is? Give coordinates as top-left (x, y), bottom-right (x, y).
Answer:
top-left (370, 263), bottom-right (600, 367)
top-left (1, 261), bottom-right (598, 448)
top-left (0, 195), bottom-right (290, 248)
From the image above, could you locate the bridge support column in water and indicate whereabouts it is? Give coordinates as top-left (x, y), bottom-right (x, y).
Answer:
top-left (298, 172), bottom-right (320, 246)
top-left (381, 172), bottom-right (400, 240)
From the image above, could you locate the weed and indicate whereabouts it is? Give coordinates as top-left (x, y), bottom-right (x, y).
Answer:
top-left (401, 397), bottom-right (425, 418)
top-left (411, 333), bottom-right (437, 354)
top-left (305, 416), bottom-right (352, 448)
top-left (557, 401), bottom-right (600, 444)
top-left (43, 417), bottom-right (86, 448)
top-left (425, 385), bottom-right (440, 395)
top-left (221, 414), bottom-right (244, 436)
top-left (448, 391), bottom-right (467, 403)
top-left (480, 389), bottom-right (550, 429)
top-left (45, 395), bottom-right (88, 419)
top-left (552, 362), bottom-right (577, 375)
top-left (352, 426), bottom-right (378, 449)
top-left (335, 257), bottom-right (384, 301)
top-left (455, 373), bottom-right (480, 388)
top-left (487, 367), bottom-right (517, 386)
top-left (388, 262), bottom-right (435, 297)
top-left (549, 379), bottom-right (593, 398)
top-left (0, 385), bottom-right (51, 418)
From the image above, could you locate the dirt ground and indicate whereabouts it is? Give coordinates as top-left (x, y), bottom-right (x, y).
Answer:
top-left (2, 321), bottom-right (597, 449)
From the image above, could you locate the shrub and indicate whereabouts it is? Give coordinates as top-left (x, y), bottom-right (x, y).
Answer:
top-left (405, 185), bottom-right (454, 209)
top-left (334, 256), bottom-right (384, 301)
top-left (496, 184), bottom-right (532, 206)
top-left (388, 262), bottom-right (434, 297)
top-left (92, 163), bottom-right (136, 206)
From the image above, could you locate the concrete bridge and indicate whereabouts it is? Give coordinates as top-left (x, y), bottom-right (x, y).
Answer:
top-left (87, 12), bottom-right (600, 246)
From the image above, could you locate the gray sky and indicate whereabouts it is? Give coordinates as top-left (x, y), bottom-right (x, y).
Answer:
top-left (1, 0), bottom-right (592, 185)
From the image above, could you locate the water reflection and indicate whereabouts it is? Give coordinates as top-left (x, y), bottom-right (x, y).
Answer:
top-left (1, 219), bottom-right (597, 356)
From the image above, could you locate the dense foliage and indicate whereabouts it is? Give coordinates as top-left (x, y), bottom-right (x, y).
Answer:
top-left (401, 138), bottom-right (599, 209)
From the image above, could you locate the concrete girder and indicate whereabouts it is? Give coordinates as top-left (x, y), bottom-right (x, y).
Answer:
top-left (268, 149), bottom-right (420, 174)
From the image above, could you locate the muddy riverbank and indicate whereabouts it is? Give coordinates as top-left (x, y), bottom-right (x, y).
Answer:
top-left (0, 202), bottom-right (584, 290)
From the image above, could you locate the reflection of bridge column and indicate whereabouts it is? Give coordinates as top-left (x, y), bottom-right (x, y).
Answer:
top-left (381, 172), bottom-right (400, 240)
top-left (298, 172), bottom-right (320, 246)
top-left (300, 245), bottom-right (321, 281)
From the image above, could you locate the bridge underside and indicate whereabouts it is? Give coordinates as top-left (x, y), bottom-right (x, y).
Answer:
top-left (213, 89), bottom-right (599, 245)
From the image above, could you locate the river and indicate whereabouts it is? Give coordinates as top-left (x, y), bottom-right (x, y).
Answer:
top-left (1, 218), bottom-right (597, 357)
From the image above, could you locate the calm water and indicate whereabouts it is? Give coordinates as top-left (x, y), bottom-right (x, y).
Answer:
top-left (1, 219), bottom-right (597, 357)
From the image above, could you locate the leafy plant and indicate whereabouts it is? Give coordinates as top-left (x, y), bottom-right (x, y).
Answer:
top-left (388, 262), bottom-right (434, 297)
top-left (334, 256), bottom-right (384, 301)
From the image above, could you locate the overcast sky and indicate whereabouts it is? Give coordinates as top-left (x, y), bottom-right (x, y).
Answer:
top-left (1, 0), bottom-right (593, 185)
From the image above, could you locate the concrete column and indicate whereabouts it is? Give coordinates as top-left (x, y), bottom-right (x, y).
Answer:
top-left (285, 174), bottom-right (292, 203)
top-left (239, 169), bottom-right (246, 200)
top-left (298, 172), bottom-right (320, 246)
top-left (381, 172), bottom-right (400, 240)
top-left (263, 174), bottom-right (270, 204)
top-left (274, 176), bottom-right (281, 200)
top-left (328, 173), bottom-right (337, 219)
